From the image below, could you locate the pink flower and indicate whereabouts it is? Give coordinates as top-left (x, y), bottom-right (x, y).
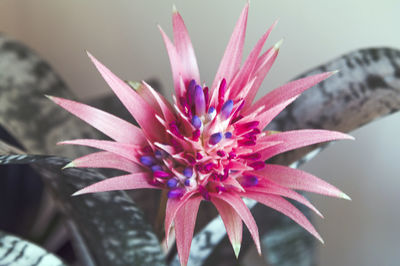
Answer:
top-left (49, 4), bottom-right (353, 266)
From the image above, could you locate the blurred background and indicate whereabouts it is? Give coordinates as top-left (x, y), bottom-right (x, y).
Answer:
top-left (0, 0), bottom-right (399, 265)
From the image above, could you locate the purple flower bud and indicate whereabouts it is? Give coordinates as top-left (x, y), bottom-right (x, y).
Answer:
top-left (209, 132), bottom-right (222, 145)
top-left (191, 115), bottom-right (202, 129)
top-left (151, 165), bottom-right (163, 172)
top-left (224, 132), bottom-right (233, 138)
top-left (184, 179), bottom-right (192, 186)
top-left (241, 175), bottom-right (259, 187)
top-left (194, 85), bottom-right (206, 116)
top-left (140, 155), bottom-right (156, 166)
top-left (167, 189), bottom-right (184, 199)
top-left (220, 100), bottom-right (233, 119)
top-left (183, 167), bottom-right (193, 178)
top-left (167, 178), bottom-right (178, 188)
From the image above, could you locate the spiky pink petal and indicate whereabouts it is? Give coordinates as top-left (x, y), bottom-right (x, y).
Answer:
top-left (244, 192), bottom-right (324, 243)
top-left (47, 96), bottom-right (145, 145)
top-left (245, 179), bottom-right (323, 217)
top-left (64, 151), bottom-right (143, 173)
top-left (258, 129), bottom-right (354, 160)
top-left (87, 52), bottom-right (164, 141)
top-left (159, 26), bottom-right (185, 97)
top-left (141, 82), bottom-right (176, 123)
top-left (242, 44), bottom-right (280, 110)
top-left (228, 20), bottom-right (277, 99)
top-left (58, 139), bottom-right (141, 164)
top-left (72, 173), bottom-right (156, 196)
top-left (172, 7), bottom-right (200, 85)
top-left (213, 192), bottom-right (261, 254)
top-left (174, 196), bottom-right (202, 266)
top-left (254, 164), bottom-right (351, 199)
top-left (164, 192), bottom-right (197, 247)
top-left (246, 72), bottom-right (336, 114)
top-left (211, 197), bottom-right (243, 257)
top-left (212, 3), bottom-right (248, 90)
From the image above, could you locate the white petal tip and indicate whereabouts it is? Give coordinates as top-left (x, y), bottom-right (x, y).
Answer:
top-left (71, 190), bottom-right (84, 197)
top-left (232, 243), bottom-right (241, 258)
top-left (341, 192), bottom-right (352, 201)
top-left (44, 94), bottom-right (53, 100)
top-left (172, 4), bottom-right (178, 13)
top-left (274, 39), bottom-right (284, 50)
top-left (62, 162), bottom-right (75, 170)
top-left (330, 70), bottom-right (340, 75)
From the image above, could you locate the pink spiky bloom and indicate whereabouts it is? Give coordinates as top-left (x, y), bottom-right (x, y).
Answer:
top-left (49, 4), bottom-right (353, 266)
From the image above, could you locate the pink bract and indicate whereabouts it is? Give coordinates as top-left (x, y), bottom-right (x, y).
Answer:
top-left (50, 4), bottom-right (353, 266)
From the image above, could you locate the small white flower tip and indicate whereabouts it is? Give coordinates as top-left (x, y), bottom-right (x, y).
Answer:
top-left (172, 4), bottom-right (178, 14)
top-left (341, 192), bottom-right (352, 201)
top-left (233, 242), bottom-right (241, 258)
top-left (274, 39), bottom-right (284, 50)
top-left (62, 161), bottom-right (75, 170)
top-left (44, 94), bottom-right (53, 100)
top-left (330, 69), bottom-right (340, 75)
top-left (71, 190), bottom-right (83, 197)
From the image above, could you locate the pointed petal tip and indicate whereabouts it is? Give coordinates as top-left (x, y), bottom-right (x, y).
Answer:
top-left (274, 39), bottom-right (284, 50)
top-left (233, 242), bottom-right (241, 258)
top-left (62, 161), bottom-right (75, 170)
top-left (44, 94), bottom-right (54, 100)
top-left (172, 4), bottom-right (178, 13)
top-left (330, 69), bottom-right (340, 75)
top-left (71, 190), bottom-right (84, 197)
top-left (341, 192), bottom-right (352, 201)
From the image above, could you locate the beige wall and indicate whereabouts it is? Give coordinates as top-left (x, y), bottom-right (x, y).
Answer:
top-left (1, 0), bottom-right (399, 265)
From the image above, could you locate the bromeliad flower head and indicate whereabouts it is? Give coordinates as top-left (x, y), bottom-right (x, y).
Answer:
top-left (49, 4), bottom-right (353, 266)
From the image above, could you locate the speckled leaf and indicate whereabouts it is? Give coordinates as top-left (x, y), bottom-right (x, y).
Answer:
top-left (172, 47), bottom-right (400, 266)
top-left (0, 147), bottom-right (166, 266)
top-left (0, 34), bottom-right (165, 266)
top-left (0, 33), bottom-right (102, 158)
top-left (0, 230), bottom-right (67, 266)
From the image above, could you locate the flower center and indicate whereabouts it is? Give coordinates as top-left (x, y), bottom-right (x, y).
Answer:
top-left (139, 79), bottom-right (264, 199)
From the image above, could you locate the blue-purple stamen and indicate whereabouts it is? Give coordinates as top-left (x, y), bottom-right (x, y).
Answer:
top-left (194, 85), bottom-right (206, 116)
top-left (242, 175), bottom-right (259, 187)
top-left (154, 150), bottom-right (166, 159)
top-left (207, 107), bottom-right (216, 121)
top-left (183, 167), bottom-right (193, 178)
top-left (140, 155), bottom-right (156, 166)
top-left (184, 179), bottom-right (192, 186)
top-left (151, 165), bottom-right (163, 172)
top-left (191, 115), bottom-right (202, 129)
top-left (224, 132), bottom-right (233, 138)
top-left (167, 189), bottom-right (184, 199)
top-left (220, 99), bottom-right (233, 119)
top-left (209, 132), bottom-right (223, 145)
top-left (167, 178), bottom-right (179, 188)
